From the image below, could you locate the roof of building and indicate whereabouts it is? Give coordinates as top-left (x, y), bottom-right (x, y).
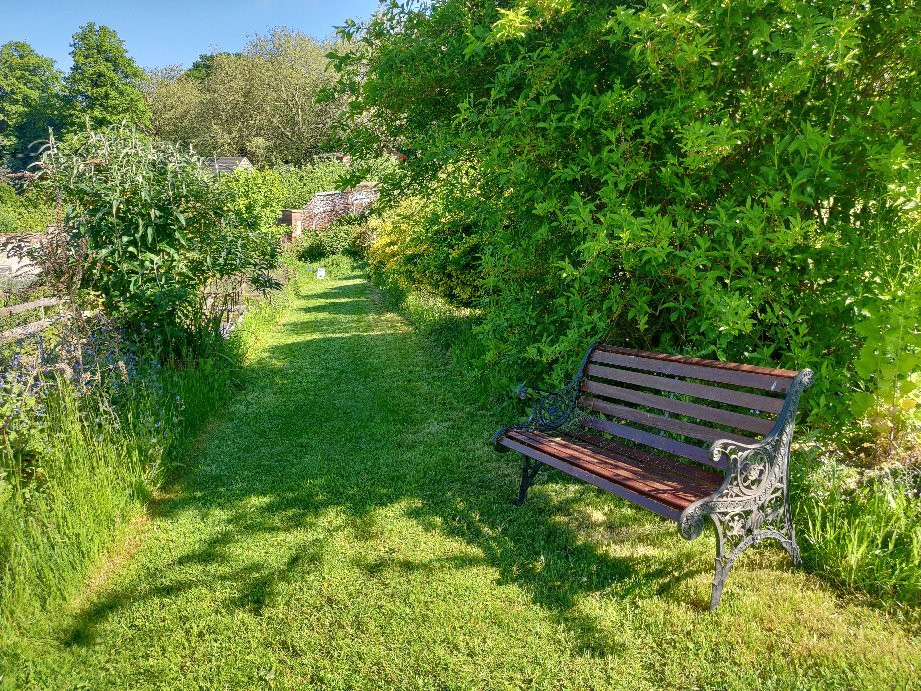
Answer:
top-left (204, 157), bottom-right (254, 175)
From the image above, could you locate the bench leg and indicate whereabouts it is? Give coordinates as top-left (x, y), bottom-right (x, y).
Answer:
top-left (710, 541), bottom-right (735, 611)
top-left (515, 457), bottom-right (542, 506)
top-left (782, 508), bottom-right (803, 568)
top-left (709, 505), bottom-right (803, 610)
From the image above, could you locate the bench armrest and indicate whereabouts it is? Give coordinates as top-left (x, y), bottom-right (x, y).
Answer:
top-left (679, 369), bottom-right (813, 540)
top-left (515, 385), bottom-right (551, 401)
top-left (492, 380), bottom-right (582, 451)
top-left (492, 342), bottom-right (598, 451)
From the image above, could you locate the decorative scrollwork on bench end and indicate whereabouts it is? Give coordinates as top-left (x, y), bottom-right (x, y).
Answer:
top-left (679, 367), bottom-right (814, 609)
top-left (494, 344), bottom-right (598, 450)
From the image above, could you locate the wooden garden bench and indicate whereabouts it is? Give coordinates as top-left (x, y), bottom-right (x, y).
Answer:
top-left (492, 344), bottom-right (814, 609)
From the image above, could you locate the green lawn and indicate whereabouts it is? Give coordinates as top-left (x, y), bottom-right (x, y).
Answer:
top-left (14, 270), bottom-right (920, 689)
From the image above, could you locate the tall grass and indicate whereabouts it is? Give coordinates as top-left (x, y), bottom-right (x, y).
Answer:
top-left (795, 459), bottom-right (921, 611)
top-left (0, 272), bottom-right (300, 663)
top-left (0, 357), bottom-right (232, 647)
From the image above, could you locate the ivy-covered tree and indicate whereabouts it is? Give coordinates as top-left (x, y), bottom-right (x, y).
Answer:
top-left (64, 23), bottom-right (150, 132)
top-left (0, 41), bottom-right (62, 161)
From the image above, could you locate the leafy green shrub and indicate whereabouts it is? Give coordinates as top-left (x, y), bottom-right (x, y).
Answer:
top-left (217, 167), bottom-right (288, 292)
top-left (0, 179), bottom-right (53, 234)
top-left (44, 126), bottom-right (280, 354)
top-left (276, 162), bottom-right (346, 208)
top-left (219, 168), bottom-right (285, 236)
top-left (366, 194), bottom-right (482, 306)
top-left (348, 220), bottom-right (376, 258)
top-left (337, 0), bottom-right (921, 441)
top-left (295, 216), bottom-right (366, 262)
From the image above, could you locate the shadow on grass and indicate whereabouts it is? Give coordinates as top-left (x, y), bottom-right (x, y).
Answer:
top-left (61, 273), bottom-right (722, 655)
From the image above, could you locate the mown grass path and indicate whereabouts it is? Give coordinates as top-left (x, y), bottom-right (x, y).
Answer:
top-left (28, 272), bottom-right (920, 689)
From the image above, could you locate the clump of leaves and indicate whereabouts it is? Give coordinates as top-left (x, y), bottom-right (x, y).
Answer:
top-left (295, 215), bottom-right (367, 262)
top-left (335, 0), bottom-right (921, 452)
top-left (41, 126), bottom-right (281, 355)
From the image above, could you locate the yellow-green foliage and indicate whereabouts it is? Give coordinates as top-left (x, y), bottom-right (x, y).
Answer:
top-left (366, 194), bottom-right (483, 306)
top-left (0, 180), bottom-right (53, 234)
top-left (218, 168), bottom-right (286, 238)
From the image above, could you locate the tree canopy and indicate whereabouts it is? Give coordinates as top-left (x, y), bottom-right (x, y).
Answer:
top-left (0, 41), bottom-right (61, 159)
top-left (144, 29), bottom-right (343, 165)
top-left (64, 23), bottom-right (150, 132)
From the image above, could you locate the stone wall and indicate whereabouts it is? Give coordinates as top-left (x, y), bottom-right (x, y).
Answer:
top-left (0, 234), bottom-right (41, 288)
top-left (301, 183), bottom-right (379, 231)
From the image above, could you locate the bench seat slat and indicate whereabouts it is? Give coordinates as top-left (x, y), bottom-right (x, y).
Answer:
top-left (580, 397), bottom-right (759, 446)
top-left (581, 380), bottom-right (776, 436)
top-left (501, 430), bottom-right (722, 518)
top-left (573, 432), bottom-right (725, 487)
top-left (511, 437), bottom-right (709, 505)
top-left (584, 363), bottom-right (786, 415)
top-left (499, 437), bottom-right (684, 522)
top-left (579, 416), bottom-right (721, 469)
top-left (514, 430), bottom-right (721, 499)
top-left (591, 350), bottom-right (793, 393)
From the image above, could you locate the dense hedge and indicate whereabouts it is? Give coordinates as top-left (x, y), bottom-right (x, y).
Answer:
top-left (295, 215), bottom-right (367, 262)
top-left (338, 0), bottom-right (921, 437)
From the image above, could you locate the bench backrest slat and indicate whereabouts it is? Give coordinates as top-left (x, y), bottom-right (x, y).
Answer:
top-left (581, 416), bottom-right (718, 467)
top-left (582, 380), bottom-right (776, 436)
top-left (598, 346), bottom-right (800, 378)
top-left (580, 397), bottom-right (759, 446)
top-left (591, 348), bottom-right (795, 393)
top-left (584, 363), bottom-right (785, 415)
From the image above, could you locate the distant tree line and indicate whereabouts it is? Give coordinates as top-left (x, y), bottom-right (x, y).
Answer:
top-left (144, 29), bottom-right (343, 166)
top-left (0, 23), bottom-right (148, 167)
top-left (1, 24), bottom-right (342, 170)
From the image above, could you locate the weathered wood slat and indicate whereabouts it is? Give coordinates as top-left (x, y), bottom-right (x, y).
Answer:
top-left (498, 436), bottom-right (685, 521)
top-left (584, 363), bottom-right (786, 415)
top-left (581, 379), bottom-right (776, 436)
top-left (596, 345), bottom-right (800, 378)
top-left (0, 297), bottom-right (60, 318)
top-left (0, 309), bottom-right (96, 343)
top-left (510, 434), bottom-right (704, 506)
top-left (573, 432), bottom-right (725, 487)
top-left (512, 429), bottom-right (721, 500)
top-left (579, 416), bottom-right (721, 469)
top-left (580, 397), bottom-right (759, 446)
top-left (590, 349), bottom-right (793, 393)
top-left (0, 317), bottom-right (54, 343)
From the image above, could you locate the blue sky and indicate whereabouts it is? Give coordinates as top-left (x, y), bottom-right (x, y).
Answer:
top-left (0, 0), bottom-right (380, 71)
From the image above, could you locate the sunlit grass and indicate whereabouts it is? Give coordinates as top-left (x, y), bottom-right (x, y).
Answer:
top-left (796, 460), bottom-right (921, 609)
top-left (0, 278), bottom-right (299, 681)
top-left (7, 269), bottom-right (918, 689)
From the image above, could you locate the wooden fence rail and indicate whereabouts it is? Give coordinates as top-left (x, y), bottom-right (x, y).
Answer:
top-left (0, 297), bottom-right (61, 319)
top-left (0, 298), bottom-right (65, 344)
